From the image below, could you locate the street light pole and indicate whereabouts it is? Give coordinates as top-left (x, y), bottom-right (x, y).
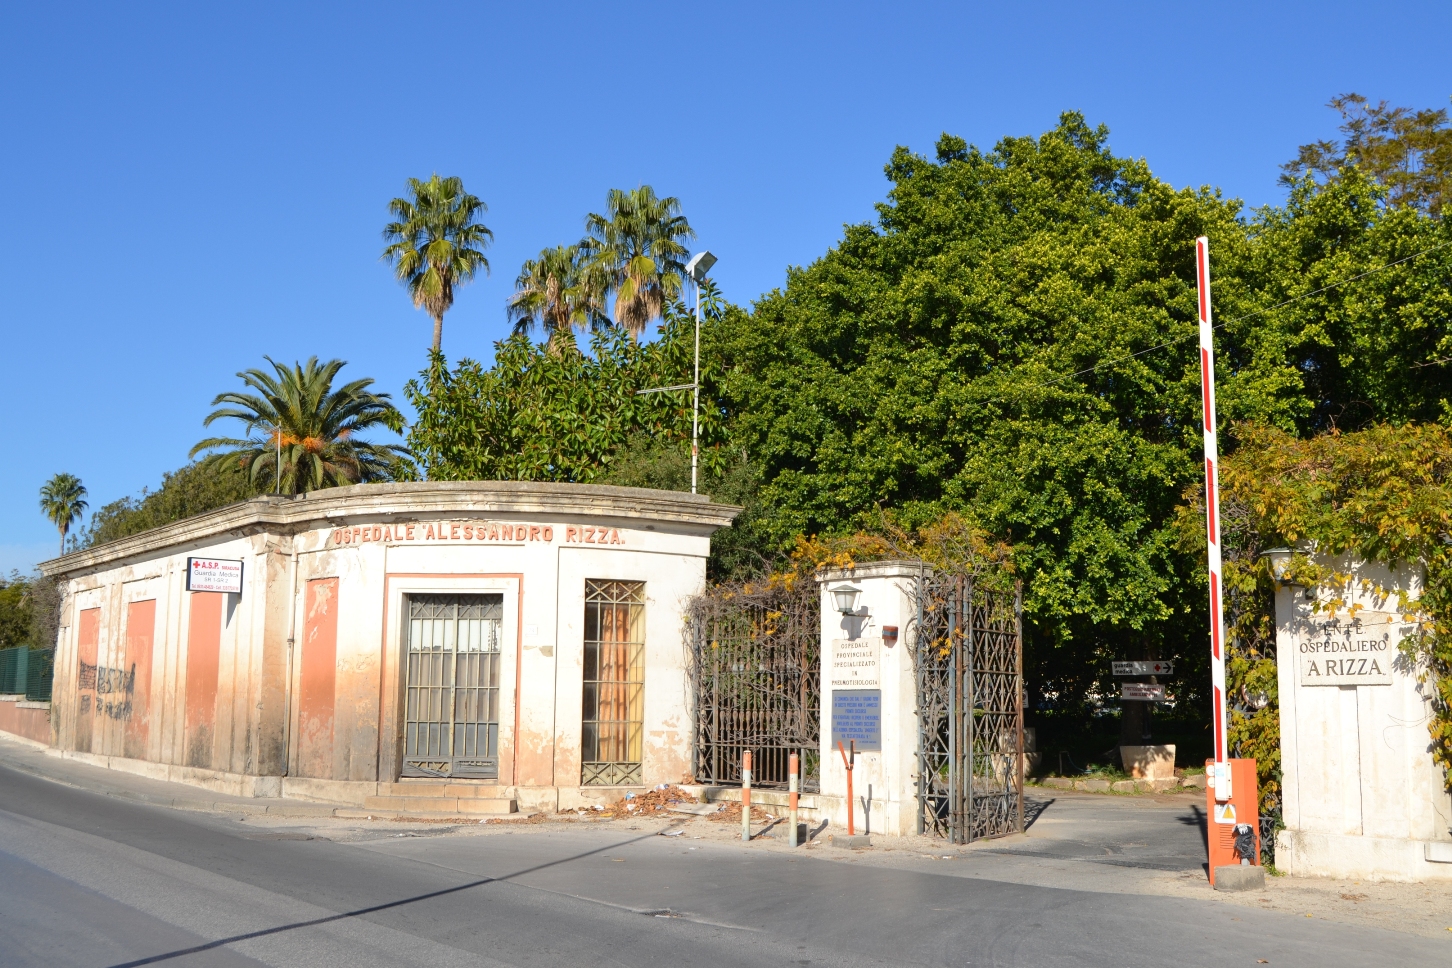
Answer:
top-left (691, 274), bottom-right (701, 494)
top-left (635, 251), bottom-right (717, 494)
top-left (683, 251), bottom-right (717, 495)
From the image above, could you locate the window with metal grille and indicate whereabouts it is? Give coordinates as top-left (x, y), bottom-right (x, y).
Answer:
top-left (403, 594), bottom-right (503, 779)
top-left (581, 580), bottom-right (645, 786)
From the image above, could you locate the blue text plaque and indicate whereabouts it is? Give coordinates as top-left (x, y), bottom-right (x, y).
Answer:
top-left (830, 689), bottom-right (882, 751)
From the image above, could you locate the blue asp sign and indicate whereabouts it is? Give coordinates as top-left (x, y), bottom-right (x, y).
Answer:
top-left (831, 689), bottom-right (882, 751)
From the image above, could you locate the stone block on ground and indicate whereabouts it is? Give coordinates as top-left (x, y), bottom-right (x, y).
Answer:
top-left (1119, 744), bottom-right (1176, 779)
top-left (1083, 779), bottom-right (1112, 793)
top-left (1110, 780), bottom-right (1136, 793)
top-left (1213, 865), bottom-right (1266, 892)
top-left (829, 834), bottom-right (871, 849)
top-left (1041, 777), bottom-right (1074, 790)
top-left (1181, 773), bottom-right (1207, 789)
top-left (1146, 778), bottom-right (1181, 793)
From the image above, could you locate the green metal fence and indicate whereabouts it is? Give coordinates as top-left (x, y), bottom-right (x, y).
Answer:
top-left (0, 646), bottom-right (54, 702)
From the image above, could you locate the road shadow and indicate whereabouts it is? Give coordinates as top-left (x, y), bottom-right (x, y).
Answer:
top-left (1024, 796), bottom-right (1054, 831)
top-left (1181, 803), bottom-right (1210, 873)
top-left (104, 822), bottom-right (687, 968)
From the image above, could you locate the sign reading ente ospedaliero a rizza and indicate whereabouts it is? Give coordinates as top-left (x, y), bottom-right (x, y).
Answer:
top-left (1297, 611), bottom-right (1413, 687)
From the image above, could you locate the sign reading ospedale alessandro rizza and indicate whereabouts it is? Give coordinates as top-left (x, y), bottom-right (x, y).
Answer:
top-left (186, 557), bottom-right (244, 594)
top-left (1297, 610), bottom-right (1413, 686)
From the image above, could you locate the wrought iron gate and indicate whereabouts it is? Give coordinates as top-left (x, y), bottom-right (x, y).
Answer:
top-left (911, 570), bottom-right (1024, 842)
top-left (687, 577), bottom-right (820, 791)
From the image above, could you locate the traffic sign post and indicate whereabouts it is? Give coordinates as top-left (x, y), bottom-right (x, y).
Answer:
top-left (1111, 660), bottom-right (1174, 676)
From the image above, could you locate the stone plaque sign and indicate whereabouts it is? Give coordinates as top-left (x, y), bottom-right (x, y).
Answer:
top-left (1296, 611), bottom-right (1412, 686)
top-left (828, 636), bottom-right (881, 689)
top-left (831, 689), bottom-right (882, 751)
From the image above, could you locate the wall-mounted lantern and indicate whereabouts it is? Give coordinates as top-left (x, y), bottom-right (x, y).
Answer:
top-left (831, 584), bottom-right (863, 616)
top-left (1262, 547), bottom-right (1308, 597)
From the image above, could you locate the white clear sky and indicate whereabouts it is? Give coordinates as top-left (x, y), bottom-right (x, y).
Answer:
top-left (3, 1), bottom-right (1449, 572)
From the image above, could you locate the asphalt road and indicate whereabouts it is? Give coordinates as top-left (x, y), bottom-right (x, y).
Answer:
top-left (0, 765), bottom-right (1444, 968)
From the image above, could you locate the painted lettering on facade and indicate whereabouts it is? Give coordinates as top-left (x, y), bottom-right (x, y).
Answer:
top-left (828, 636), bottom-right (881, 688)
top-left (330, 521), bottom-right (628, 546)
top-left (1296, 611), bottom-right (1412, 686)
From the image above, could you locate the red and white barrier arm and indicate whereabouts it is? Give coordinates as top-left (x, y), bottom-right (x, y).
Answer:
top-left (1195, 236), bottom-right (1231, 801)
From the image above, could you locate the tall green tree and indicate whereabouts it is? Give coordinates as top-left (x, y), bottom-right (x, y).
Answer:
top-left (191, 357), bottom-right (410, 495)
top-left (507, 245), bottom-right (609, 352)
top-left (79, 460), bottom-right (260, 548)
top-left (406, 297), bottom-right (728, 483)
top-left (582, 186), bottom-right (694, 337)
top-left (382, 174), bottom-right (493, 352)
top-left (716, 112), bottom-right (1452, 718)
top-left (38, 473), bottom-right (87, 556)
top-left (1282, 93), bottom-right (1452, 216)
top-left (0, 573), bottom-right (32, 648)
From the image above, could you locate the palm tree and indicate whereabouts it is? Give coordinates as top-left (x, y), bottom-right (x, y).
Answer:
top-left (507, 245), bottom-right (610, 352)
top-left (39, 473), bottom-right (88, 556)
top-left (191, 357), bottom-right (410, 496)
top-left (581, 186), bottom-right (695, 338)
top-left (382, 174), bottom-right (493, 352)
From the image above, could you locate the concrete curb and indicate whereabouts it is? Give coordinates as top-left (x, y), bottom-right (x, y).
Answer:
top-left (19, 772), bottom-right (348, 817)
top-left (0, 741), bottom-right (351, 819)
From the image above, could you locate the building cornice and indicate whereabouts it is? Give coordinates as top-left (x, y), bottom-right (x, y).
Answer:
top-left (40, 481), bottom-right (741, 578)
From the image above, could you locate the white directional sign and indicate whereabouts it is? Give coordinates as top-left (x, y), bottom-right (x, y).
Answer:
top-left (1112, 660), bottom-right (1174, 676)
top-left (1121, 682), bottom-right (1167, 701)
top-left (186, 557), bottom-right (244, 595)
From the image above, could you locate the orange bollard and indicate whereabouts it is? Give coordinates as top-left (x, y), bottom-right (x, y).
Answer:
top-left (741, 750), bottom-right (753, 842)
top-left (838, 740), bottom-right (856, 835)
top-left (788, 752), bottom-right (800, 847)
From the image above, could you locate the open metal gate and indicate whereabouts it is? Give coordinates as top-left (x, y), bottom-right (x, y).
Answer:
top-left (687, 577), bottom-right (821, 792)
top-left (911, 569), bottom-right (1024, 842)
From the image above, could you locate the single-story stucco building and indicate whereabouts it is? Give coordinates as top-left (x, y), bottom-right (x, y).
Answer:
top-left (38, 482), bottom-right (737, 814)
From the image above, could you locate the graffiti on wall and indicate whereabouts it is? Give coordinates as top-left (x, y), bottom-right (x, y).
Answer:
top-left (78, 660), bottom-right (136, 719)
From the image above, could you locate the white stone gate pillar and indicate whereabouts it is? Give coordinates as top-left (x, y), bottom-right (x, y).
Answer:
top-left (1271, 553), bottom-right (1452, 880)
top-left (817, 561), bottom-right (925, 838)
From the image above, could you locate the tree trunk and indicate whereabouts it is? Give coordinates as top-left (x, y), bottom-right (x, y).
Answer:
top-left (432, 312), bottom-right (443, 353)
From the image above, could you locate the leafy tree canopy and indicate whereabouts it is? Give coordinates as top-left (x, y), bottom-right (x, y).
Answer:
top-left (713, 111), bottom-right (1451, 709)
top-left (0, 573), bottom-right (32, 649)
top-left (1194, 421), bottom-right (1452, 798)
top-left (79, 460), bottom-right (261, 548)
top-left (1282, 93), bottom-right (1452, 217)
top-left (405, 295), bottom-right (731, 485)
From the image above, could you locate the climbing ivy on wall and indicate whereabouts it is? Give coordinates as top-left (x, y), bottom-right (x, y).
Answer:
top-left (1189, 422), bottom-right (1452, 804)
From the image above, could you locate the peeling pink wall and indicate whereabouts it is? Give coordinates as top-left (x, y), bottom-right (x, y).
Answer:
top-left (75, 608), bottom-right (100, 753)
top-left (123, 600), bottom-right (156, 760)
top-left (297, 578), bottom-right (338, 778)
top-left (185, 592), bottom-right (222, 768)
